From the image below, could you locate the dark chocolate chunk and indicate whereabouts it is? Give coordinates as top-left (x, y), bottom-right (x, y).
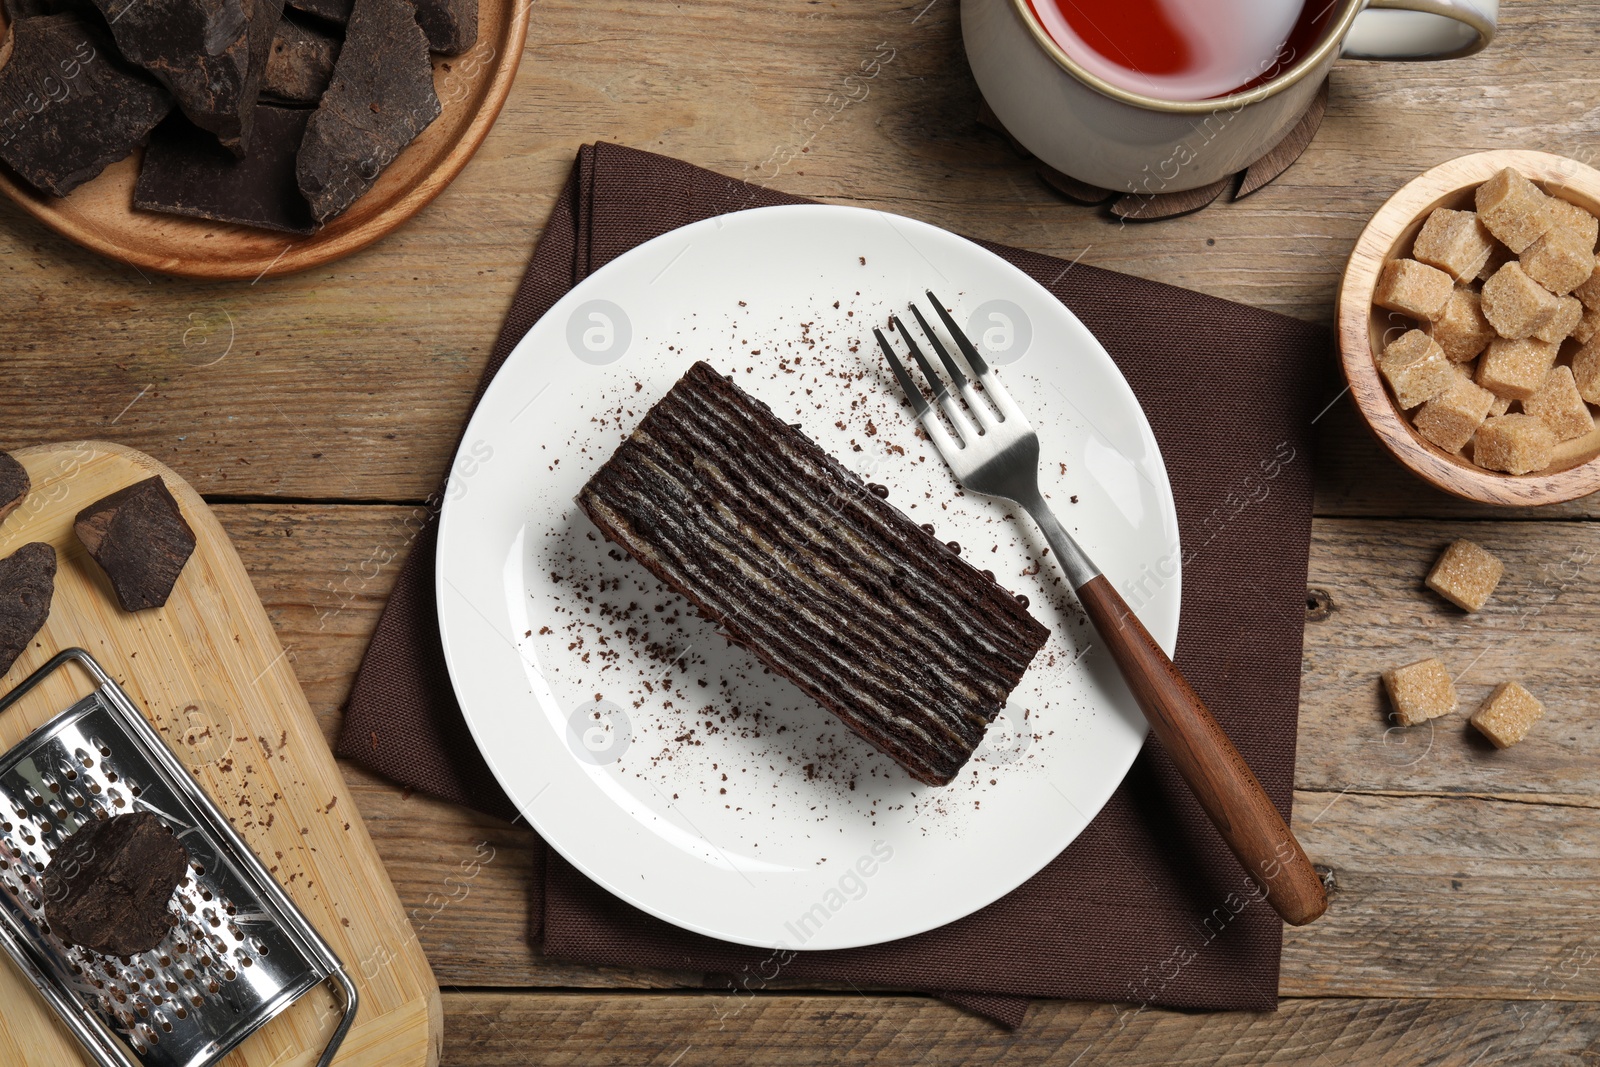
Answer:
top-left (44, 812), bottom-right (190, 958)
top-left (286, 0), bottom-right (351, 25)
top-left (0, 14), bottom-right (172, 197)
top-left (74, 475), bottom-right (197, 612)
top-left (135, 106), bottom-right (316, 233)
top-left (0, 450), bottom-right (28, 528)
top-left (0, 542), bottom-right (54, 677)
top-left (262, 15), bottom-right (340, 105)
top-left (412, 0), bottom-right (475, 55)
top-left (89, 0), bottom-right (285, 157)
top-left (296, 0), bottom-right (438, 224)
top-left (3, 0), bottom-right (84, 17)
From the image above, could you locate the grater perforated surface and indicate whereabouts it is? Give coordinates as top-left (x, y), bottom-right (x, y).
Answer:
top-left (0, 650), bottom-right (356, 1067)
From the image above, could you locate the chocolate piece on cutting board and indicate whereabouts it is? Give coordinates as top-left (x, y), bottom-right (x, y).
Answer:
top-left (262, 15), bottom-right (341, 105)
top-left (0, 14), bottom-right (172, 197)
top-left (87, 0), bottom-right (286, 157)
top-left (0, 543), bottom-right (55, 677)
top-left (74, 475), bottom-right (197, 612)
top-left (44, 812), bottom-right (190, 958)
top-left (135, 106), bottom-right (317, 233)
top-left (2, 0), bottom-right (84, 17)
top-left (286, 0), bottom-right (352, 25)
top-left (412, 0), bottom-right (476, 55)
top-left (0, 451), bottom-right (29, 528)
top-left (296, 0), bottom-right (439, 224)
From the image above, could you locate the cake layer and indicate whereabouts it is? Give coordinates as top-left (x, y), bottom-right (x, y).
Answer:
top-left (576, 361), bottom-right (1049, 786)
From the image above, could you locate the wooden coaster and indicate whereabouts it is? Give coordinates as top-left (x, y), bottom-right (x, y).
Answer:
top-left (979, 80), bottom-right (1329, 221)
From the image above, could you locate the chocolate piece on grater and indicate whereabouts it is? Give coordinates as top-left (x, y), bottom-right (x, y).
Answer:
top-left (75, 476), bottom-right (197, 612)
top-left (414, 0), bottom-right (477, 54)
top-left (135, 107), bottom-right (317, 234)
top-left (262, 15), bottom-right (342, 105)
top-left (0, 543), bottom-right (55, 678)
top-left (0, 14), bottom-right (173, 197)
top-left (89, 0), bottom-right (284, 157)
top-left (0, 451), bottom-right (29, 528)
top-left (44, 812), bottom-right (190, 957)
top-left (578, 362), bottom-right (1049, 786)
top-left (296, 0), bottom-right (440, 224)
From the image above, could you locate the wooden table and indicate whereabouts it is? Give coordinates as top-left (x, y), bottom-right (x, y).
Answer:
top-left (5, 1), bottom-right (1599, 1062)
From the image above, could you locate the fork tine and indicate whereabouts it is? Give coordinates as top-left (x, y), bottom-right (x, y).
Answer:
top-left (874, 327), bottom-right (930, 420)
top-left (926, 290), bottom-right (1029, 426)
top-left (891, 315), bottom-right (948, 405)
top-left (910, 301), bottom-right (996, 429)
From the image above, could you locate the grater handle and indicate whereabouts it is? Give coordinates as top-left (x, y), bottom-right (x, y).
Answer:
top-left (316, 967), bottom-right (360, 1067)
top-left (0, 648), bottom-right (114, 718)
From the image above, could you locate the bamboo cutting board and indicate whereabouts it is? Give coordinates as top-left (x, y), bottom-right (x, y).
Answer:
top-left (0, 442), bottom-right (441, 1067)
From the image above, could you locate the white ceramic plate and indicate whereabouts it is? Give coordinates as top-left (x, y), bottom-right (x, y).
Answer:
top-left (436, 205), bottom-right (1181, 950)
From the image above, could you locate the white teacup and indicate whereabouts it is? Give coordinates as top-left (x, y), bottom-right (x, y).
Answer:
top-left (962, 0), bottom-right (1497, 194)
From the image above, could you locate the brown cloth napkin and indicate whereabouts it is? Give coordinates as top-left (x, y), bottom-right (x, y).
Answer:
top-left (339, 141), bottom-right (1330, 1029)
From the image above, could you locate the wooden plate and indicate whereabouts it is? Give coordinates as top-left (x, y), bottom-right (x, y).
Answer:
top-left (1337, 149), bottom-right (1600, 507)
top-left (0, 2), bottom-right (529, 279)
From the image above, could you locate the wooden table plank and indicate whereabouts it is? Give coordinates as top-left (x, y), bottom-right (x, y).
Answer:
top-left (437, 992), bottom-right (1600, 1066)
top-left (6, 2), bottom-right (1600, 518)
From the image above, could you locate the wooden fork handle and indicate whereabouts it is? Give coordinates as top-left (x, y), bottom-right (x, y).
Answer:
top-left (1075, 575), bottom-right (1328, 926)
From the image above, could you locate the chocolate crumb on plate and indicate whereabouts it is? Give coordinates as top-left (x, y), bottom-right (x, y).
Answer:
top-left (88, 0), bottom-right (284, 157)
top-left (135, 106), bottom-right (317, 233)
top-left (75, 475), bottom-right (197, 612)
top-left (0, 450), bottom-right (29, 527)
top-left (0, 542), bottom-right (55, 677)
top-left (296, 0), bottom-right (440, 224)
top-left (44, 812), bottom-right (190, 957)
top-left (0, 14), bottom-right (173, 197)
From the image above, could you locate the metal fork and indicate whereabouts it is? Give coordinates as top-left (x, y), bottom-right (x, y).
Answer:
top-left (875, 292), bottom-right (1327, 927)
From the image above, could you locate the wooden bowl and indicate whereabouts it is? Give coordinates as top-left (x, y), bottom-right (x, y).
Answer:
top-left (0, 1), bottom-right (529, 279)
top-left (1337, 149), bottom-right (1600, 506)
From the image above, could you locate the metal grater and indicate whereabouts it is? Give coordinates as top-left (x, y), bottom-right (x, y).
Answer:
top-left (0, 649), bottom-right (358, 1067)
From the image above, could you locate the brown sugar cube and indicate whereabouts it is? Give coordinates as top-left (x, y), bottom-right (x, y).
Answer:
top-left (1572, 336), bottom-right (1600, 403)
top-left (1547, 197), bottom-right (1599, 247)
top-left (1379, 329), bottom-right (1456, 409)
top-left (1412, 207), bottom-right (1497, 281)
top-left (1382, 658), bottom-right (1458, 726)
top-left (1572, 256), bottom-right (1600, 308)
top-left (1375, 258), bottom-right (1454, 320)
top-left (1477, 243), bottom-right (1513, 283)
top-left (1533, 294), bottom-right (1583, 343)
top-left (1429, 287), bottom-right (1497, 361)
top-left (1572, 303), bottom-right (1600, 344)
top-left (1455, 358), bottom-right (1512, 414)
top-left (1481, 262), bottom-right (1562, 338)
top-left (1476, 167), bottom-right (1558, 253)
top-left (1476, 336), bottom-right (1558, 400)
top-left (1425, 539), bottom-right (1504, 612)
top-left (1473, 413), bottom-right (1557, 474)
top-left (1522, 365), bottom-right (1595, 442)
top-left (1414, 375), bottom-right (1496, 453)
top-left (1470, 682), bottom-right (1543, 748)
top-left (1522, 231), bottom-right (1596, 295)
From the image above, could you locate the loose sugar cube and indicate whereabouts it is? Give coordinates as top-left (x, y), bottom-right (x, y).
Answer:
top-left (1533, 294), bottom-right (1583, 343)
top-left (1476, 167), bottom-right (1557, 253)
top-left (1522, 365), bottom-right (1595, 442)
top-left (1572, 256), bottom-right (1600, 308)
top-left (1412, 207), bottom-right (1496, 281)
top-left (1425, 539), bottom-right (1503, 611)
top-left (1429, 288), bottom-right (1497, 361)
top-left (1522, 231), bottom-right (1596, 295)
top-left (1572, 336), bottom-right (1600, 403)
top-left (1375, 258), bottom-right (1453, 320)
top-left (1572, 303), bottom-right (1600, 344)
top-left (1414, 375), bottom-right (1495, 452)
top-left (1481, 262), bottom-right (1562, 338)
top-left (1473, 413), bottom-right (1557, 474)
top-left (1476, 336), bottom-right (1558, 400)
top-left (1382, 658), bottom-right (1458, 726)
top-left (1379, 330), bottom-right (1456, 409)
top-left (1470, 682), bottom-right (1543, 748)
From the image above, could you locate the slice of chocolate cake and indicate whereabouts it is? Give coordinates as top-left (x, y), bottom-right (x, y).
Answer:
top-left (577, 361), bottom-right (1049, 786)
